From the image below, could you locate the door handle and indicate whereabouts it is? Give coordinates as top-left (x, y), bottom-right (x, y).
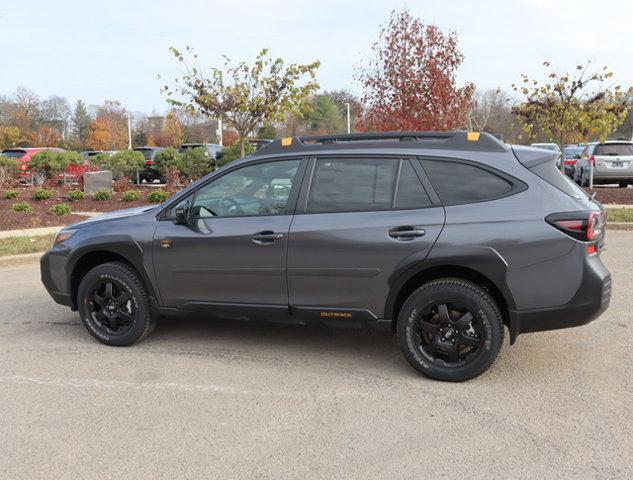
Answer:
top-left (388, 226), bottom-right (426, 240)
top-left (251, 231), bottom-right (284, 244)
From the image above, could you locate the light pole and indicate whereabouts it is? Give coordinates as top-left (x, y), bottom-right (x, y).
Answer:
top-left (345, 102), bottom-right (351, 134)
top-left (127, 113), bottom-right (132, 149)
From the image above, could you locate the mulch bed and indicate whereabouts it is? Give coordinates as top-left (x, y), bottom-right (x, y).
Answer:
top-left (0, 184), bottom-right (165, 231)
top-left (583, 186), bottom-right (633, 205)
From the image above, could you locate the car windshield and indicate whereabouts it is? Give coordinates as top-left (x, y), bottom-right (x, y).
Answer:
top-left (594, 143), bottom-right (633, 156)
top-left (1, 149), bottom-right (26, 158)
top-left (563, 147), bottom-right (583, 158)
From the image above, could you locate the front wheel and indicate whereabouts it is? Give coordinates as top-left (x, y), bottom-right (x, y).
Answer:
top-left (397, 278), bottom-right (503, 382)
top-left (77, 262), bottom-right (155, 346)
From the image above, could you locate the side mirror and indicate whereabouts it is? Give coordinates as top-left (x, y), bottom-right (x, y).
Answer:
top-left (173, 200), bottom-right (190, 225)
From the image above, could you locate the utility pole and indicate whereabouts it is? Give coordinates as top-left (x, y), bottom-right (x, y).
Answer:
top-left (217, 118), bottom-right (223, 145)
top-left (345, 102), bottom-right (351, 134)
top-left (127, 114), bottom-right (132, 149)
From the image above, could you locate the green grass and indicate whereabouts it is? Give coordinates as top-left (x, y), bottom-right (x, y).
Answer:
top-left (0, 234), bottom-right (55, 257)
top-left (606, 208), bottom-right (633, 223)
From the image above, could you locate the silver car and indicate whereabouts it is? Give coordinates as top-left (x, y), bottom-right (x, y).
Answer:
top-left (574, 141), bottom-right (633, 187)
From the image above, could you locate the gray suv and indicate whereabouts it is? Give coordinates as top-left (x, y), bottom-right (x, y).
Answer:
top-left (41, 132), bottom-right (611, 382)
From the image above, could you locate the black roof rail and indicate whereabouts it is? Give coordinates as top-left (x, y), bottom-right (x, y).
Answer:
top-left (253, 131), bottom-right (508, 156)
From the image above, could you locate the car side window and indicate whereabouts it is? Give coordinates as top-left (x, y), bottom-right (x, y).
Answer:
top-left (394, 160), bottom-right (432, 209)
top-left (306, 158), bottom-right (431, 213)
top-left (190, 159), bottom-right (301, 218)
top-left (307, 158), bottom-right (397, 213)
top-left (422, 159), bottom-right (514, 205)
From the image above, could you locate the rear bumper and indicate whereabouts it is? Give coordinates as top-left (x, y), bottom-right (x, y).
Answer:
top-left (508, 252), bottom-right (611, 342)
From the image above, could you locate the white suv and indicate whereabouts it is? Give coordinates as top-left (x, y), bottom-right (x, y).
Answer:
top-left (574, 141), bottom-right (633, 187)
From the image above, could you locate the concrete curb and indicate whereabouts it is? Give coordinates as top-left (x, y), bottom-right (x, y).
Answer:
top-left (607, 222), bottom-right (633, 231)
top-left (0, 252), bottom-right (42, 269)
top-left (0, 226), bottom-right (63, 239)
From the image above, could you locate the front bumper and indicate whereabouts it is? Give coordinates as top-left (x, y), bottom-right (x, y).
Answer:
top-left (40, 250), bottom-right (74, 308)
top-left (508, 251), bottom-right (611, 342)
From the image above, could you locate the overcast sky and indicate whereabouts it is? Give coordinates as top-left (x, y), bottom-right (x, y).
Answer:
top-left (2, 0), bottom-right (632, 113)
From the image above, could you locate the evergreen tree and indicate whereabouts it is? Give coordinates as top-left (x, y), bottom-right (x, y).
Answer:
top-left (71, 100), bottom-right (92, 149)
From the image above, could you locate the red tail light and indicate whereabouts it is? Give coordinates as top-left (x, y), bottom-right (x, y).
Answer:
top-left (589, 155), bottom-right (596, 166)
top-left (546, 211), bottom-right (605, 242)
top-left (563, 159), bottom-right (577, 165)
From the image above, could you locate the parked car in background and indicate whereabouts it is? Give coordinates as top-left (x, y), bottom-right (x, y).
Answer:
top-left (133, 146), bottom-right (166, 183)
top-left (178, 143), bottom-right (223, 160)
top-left (250, 139), bottom-right (273, 150)
top-left (1, 147), bottom-right (65, 178)
top-left (574, 141), bottom-right (633, 187)
top-left (562, 144), bottom-right (585, 178)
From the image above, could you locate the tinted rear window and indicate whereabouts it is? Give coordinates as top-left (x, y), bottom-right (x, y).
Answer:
top-left (529, 161), bottom-right (586, 199)
top-left (422, 160), bottom-right (513, 205)
top-left (594, 143), bottom-right (633, 156)
top-left (308, 158), bottom-right (397, 213)
top-left (134, 149), bottom-right (154, 159)
top-left (2, 150), bottom-right (26, 158)
top-left (394, 160), bottom-right (431, 209)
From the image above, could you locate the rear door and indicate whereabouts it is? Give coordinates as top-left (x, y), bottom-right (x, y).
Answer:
top-left (287, 156), bottom-right (444, 322)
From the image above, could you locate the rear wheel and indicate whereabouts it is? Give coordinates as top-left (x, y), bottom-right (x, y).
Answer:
top-left (77, 262), bottom-right (155, 346)
top-left (397, 278), bottom-right (503, 382)
top-left (618, 181), bottom-right (628, 188)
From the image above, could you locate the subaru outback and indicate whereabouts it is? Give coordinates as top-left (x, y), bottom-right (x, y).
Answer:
top-left (41, 132), bottom-right (611, 382)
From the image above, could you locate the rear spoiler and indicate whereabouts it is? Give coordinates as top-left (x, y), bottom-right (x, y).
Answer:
top-left (511, 145), bottom-right (560, 168)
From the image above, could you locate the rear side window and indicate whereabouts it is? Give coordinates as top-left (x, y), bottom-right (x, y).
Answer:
top-left (394, 160), bottom-right (431, 209)
top-left (308, 158), bottom-right (397, 213)
top-left (306, 158), bottom-right (431, 213)
top-left (422, 159), bottom-right (513, 205)
top-left (529, 161), bottom-right (587, 199)
top-left (594, 143), bottom-right (633, 156)
top-left (1, 149), bottom-right (26, 158)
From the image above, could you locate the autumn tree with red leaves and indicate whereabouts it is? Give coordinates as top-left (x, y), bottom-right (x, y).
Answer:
top-left (357, 10), bottom-right (474, 131)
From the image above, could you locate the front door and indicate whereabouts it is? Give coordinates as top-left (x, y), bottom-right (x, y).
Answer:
top-left (153, 158), bottom-right (305, 313)
top-left (287, 156), bottom-right (444, 322)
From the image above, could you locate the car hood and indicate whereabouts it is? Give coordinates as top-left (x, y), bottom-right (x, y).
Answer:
top-left (66, 205), bottom-right (158, 230)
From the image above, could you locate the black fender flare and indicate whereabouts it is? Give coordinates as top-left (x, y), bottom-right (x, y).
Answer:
top-left (384, 246), bottom-right (519, 342)
top-left (65, 235), bottom-right (157, 307)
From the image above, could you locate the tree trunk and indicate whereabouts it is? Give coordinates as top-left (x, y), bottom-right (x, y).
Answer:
top-left (239, 136), bottom-right (246, 158)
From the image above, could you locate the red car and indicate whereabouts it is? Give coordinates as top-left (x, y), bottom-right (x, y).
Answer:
top-left (1, 147), bottom-right (65, 177)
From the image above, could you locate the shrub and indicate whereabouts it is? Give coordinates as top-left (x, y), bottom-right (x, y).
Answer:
top-left (121, 190), bottom-right (141, 202)
top-left (49, 203), bottom-right (72, 216)
top-left (216, 140), bottom-right (255, 167)
top-left (176, 147), bottom-right (213, 180)
top-left (28, 150), bottom-right (83, 183)
top-left (154, 147), bottom-right (179, 174)
top-left (106, 150), bottom-right (145, 180)
top-left (11, 202), bottom-right (33, 213)
top-left (67, 189), bottom-right (85, 202)
top-left (0, 155), bottom-right (21, 186)
top-left (89, 152), bottom-right (113, 169)
top-left (3, 188), bottom-right (19, 199)
top-left (148, 189), bottom-right (169, 203)
top-left (33, 188), bottom-right (54, 200)
top-left (92, 189), bottom-right (112, 201)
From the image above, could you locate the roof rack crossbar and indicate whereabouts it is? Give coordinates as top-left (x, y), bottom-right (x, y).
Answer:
top-left (253, 131), bottom-right (508, 156)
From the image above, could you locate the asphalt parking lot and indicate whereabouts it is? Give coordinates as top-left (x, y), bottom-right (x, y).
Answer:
top-left (0, 232), bottom-right (631, 479)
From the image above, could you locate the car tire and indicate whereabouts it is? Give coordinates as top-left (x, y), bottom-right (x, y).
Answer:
top-left (397, 278), bottom-right (504, 382)
top-left (618, 181), bottom-right (628, 188)
top-left (77, 262), bottom-right (155, 346)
